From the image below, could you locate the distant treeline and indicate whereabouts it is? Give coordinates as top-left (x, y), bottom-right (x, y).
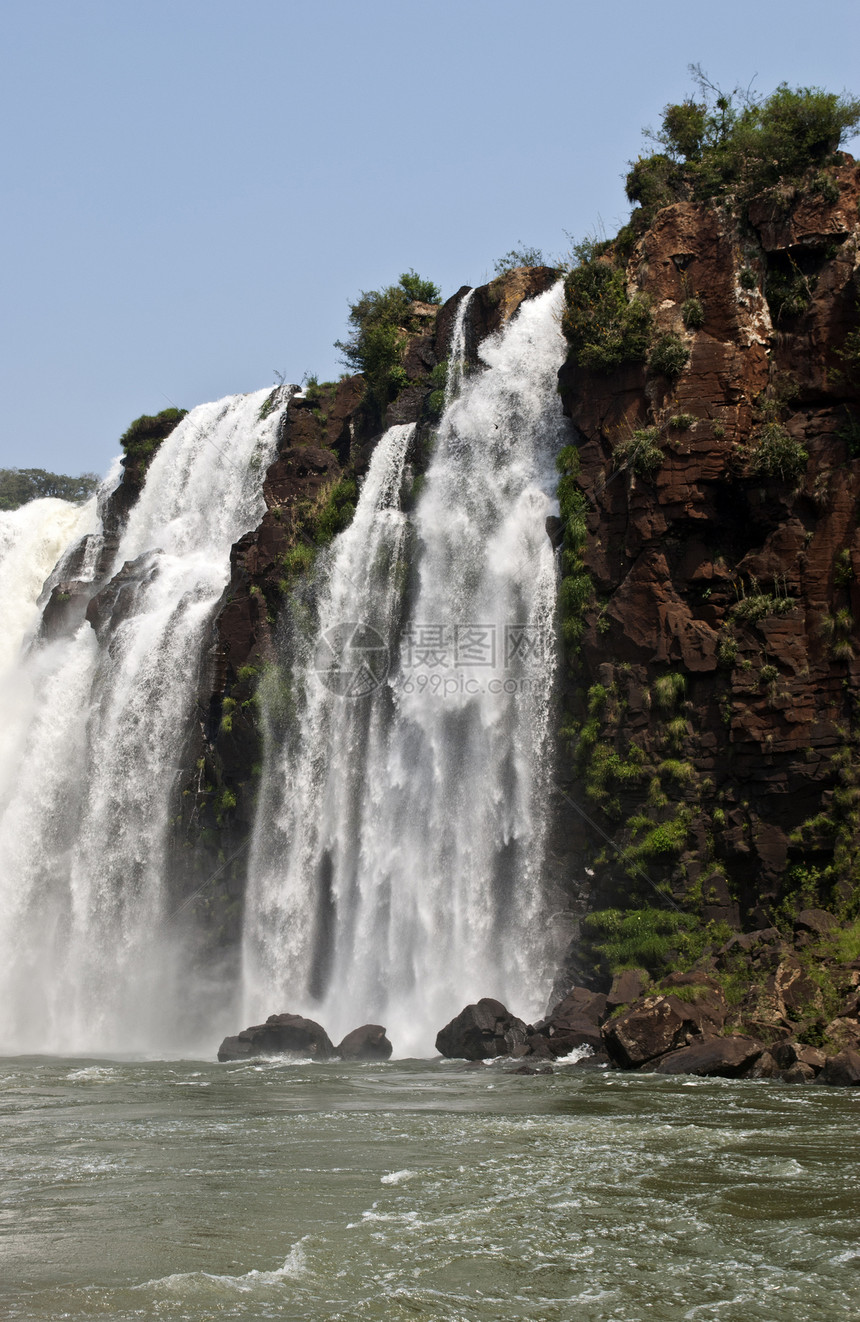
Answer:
top-left (0, 467), bottom-right (100, 512)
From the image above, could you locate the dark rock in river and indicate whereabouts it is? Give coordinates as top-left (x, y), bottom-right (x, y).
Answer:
top-left (602, 995), bottom-right (701, 1069)
top-left (781, 1062), bottom-right (816, 1084)
top-left (336, 1024), bottom-right (392, 1061)
top-left (772, 1041), bottom-right (826, 1074)
top-left (654, 1035), bottom-right (766, 1078)
top-left (435, 998), bottom-right (528, 1060)
top-left (529, 985), bottom-right (608, 1057)
top-left (217, 1013), bottom-right (335, 1062)
top-left (817, 1048), bottom-right (860, 1087)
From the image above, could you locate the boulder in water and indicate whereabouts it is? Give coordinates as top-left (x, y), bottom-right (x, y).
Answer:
top-left (529, 985), bottom-right (608, 1057)
top-left (435, 998), bottom-right (528, 1060)
top-left (653, 1035), bottom-right (766, 1078)
top-left (336, 1024), bottom-right (392, 1061)
top-left (602, 995), bottom-right (700, 1069)
top-left (817, 1048), bottom-right (860, 1087)
top-left (217, 1013), bottom-right (335, 1062)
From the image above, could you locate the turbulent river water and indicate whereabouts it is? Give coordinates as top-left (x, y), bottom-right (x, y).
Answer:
top-left (3, 1056), bottom-right (858, 1321)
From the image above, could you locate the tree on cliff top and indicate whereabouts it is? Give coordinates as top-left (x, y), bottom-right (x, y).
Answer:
top-left (335, 270), bottom-right (440, 419)
top-left (626, 67), bottom-right (860, 215)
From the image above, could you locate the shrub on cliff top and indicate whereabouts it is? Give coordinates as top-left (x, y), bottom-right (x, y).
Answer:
top-left (335, 271), bottom-right (441, 419)
top-left (119, 408), bottom-right (188, 465)
top-left (626, 68), bottom-right (860, 217)
top-left (493, 243), bottom-right (545, 274)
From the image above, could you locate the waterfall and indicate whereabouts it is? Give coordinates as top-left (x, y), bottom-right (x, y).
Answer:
top-left (0, 389), bottom-right (286, 1053)
top-left (0, 497), bottom-right (97, 679)
top-left (243, 283), bottom-right (570, 1054)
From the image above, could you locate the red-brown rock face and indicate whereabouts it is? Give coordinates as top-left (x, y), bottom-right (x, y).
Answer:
top-left (555, 164), bottom-right (860, 929)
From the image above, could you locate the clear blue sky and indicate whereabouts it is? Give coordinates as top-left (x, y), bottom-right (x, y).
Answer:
top-left (2, 0), bottom-right (859, 477)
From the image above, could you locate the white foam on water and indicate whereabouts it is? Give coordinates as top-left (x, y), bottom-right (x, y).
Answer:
top-left (381, 1168), bottom-right (417, 1185)
top-left (140, 1238), bottom-right (309, 1295)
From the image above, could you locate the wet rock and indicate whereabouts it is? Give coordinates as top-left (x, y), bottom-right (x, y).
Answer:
top-left (520, 1034), bottom-right (561, 1060)
top-left (749, 1050), bottom-right (780, 1079)
top-left (654, 1035), bottom-right (766, 1078)
top-left (817, 1048), bottom-right (860, 1087)
top-left (383, 383), bottom-right (430, 428)
top-left (435, 998), bottom-right (528, 1061)
top-left (507, 1063), bottom-right (554, 1075)
top-left (545, 514), bottom-right (564, 551)
top-left (462, 266), bottom-right (559, 359)
top-left (772, 1041), bottom-right (826, 1073)
top-left (86, 553), bottom-right (159, 639)
top-left (571, 1049), bottom-right (611, 1069)
top-left (217, 1013), bottom-right (335, 1062)
top-left (602, 995), bottom-right (701, 1069)
top-left (781, 1062), bottom-right (816, 1084)
top-left (529, 985), bottom-right (608, 1057)
top-left (39, 579), bottom-right (94, 640)
top-left (606, 968), bottom-right (649, 1008)
top-left (336, 1024), bottom-right (392, 1061)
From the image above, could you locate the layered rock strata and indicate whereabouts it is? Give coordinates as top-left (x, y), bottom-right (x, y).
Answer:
top-left (553, 162), bottom-right (860, 941)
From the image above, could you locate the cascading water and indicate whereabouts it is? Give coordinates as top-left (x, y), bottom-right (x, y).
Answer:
top-left (0, 496), bottom-right (97, 679)
top-left (0, 389), bottom-right (286, 1053)
top-left (244, 283), bottom-right (571, 1053)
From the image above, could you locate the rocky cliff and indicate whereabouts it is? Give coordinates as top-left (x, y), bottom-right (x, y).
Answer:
top-left (551, 157), bottom-right (860, 1023)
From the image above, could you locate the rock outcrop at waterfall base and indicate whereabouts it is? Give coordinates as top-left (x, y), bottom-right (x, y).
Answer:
top-left (435, 999), bottom-right (530, 1060)
top-left (217, 1015), bottom-right (392, 1062)
top-left (217, 1013), bottom-right (336, 1061)
top-left (437, 958), bottom-right (860, 1083)
top-left (336, 1024), bottom-right (393, 1061)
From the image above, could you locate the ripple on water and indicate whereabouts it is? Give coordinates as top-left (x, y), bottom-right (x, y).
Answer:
top-left (1, 1061), bottom-right (859, 1321)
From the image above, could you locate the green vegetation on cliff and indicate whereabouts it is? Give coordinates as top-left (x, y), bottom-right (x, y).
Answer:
top-left (561, 242), bottom-right (652, 372)
top-left (562, 74), bottom-right (860, 377)
top-left (626, 69), bottom-right (860, 219)
top-left (119, 408), bottom-right (188, 465)
top-left (0, 468), bottom-right (99, 511)
top-left (555, 70), bottom-right (860, 980)
top-left (335, 271), bottom-right (441, 421)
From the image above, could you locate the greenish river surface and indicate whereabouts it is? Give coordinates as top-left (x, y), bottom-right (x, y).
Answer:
top-left (1, 1055), bottom-right (858, 1320)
